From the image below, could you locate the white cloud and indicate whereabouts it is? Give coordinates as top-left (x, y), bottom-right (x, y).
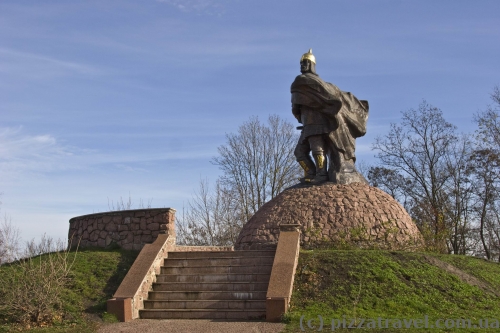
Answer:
top-left (0, 126), bottom-right (217, 184)
top-left (0, 47), bottom-right (103, 80)
top-left (0, 127), bottom-right (75, 175)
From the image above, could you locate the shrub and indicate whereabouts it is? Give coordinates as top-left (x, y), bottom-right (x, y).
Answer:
top-left (0, 236), bottom-right (77, 327)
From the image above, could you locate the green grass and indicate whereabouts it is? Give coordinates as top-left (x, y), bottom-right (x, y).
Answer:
top-left (285, 249), bottom-right (500, 332)
top-left (0, 247), bottom-right (139, 332)
top-left (2, 247), bottom-right (499, 332)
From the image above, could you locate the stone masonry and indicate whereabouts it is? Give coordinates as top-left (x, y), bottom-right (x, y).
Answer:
top-left (68, 208), bottom-right (176, 250)
top-left (235, 183), bottom-right (423, 251)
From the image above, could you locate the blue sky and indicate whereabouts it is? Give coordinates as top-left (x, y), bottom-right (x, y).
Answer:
top-left (1, 0), bottom-right (499, 244)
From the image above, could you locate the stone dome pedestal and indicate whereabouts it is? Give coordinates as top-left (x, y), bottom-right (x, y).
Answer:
top-left (235, 182), bottom-right (424, 251)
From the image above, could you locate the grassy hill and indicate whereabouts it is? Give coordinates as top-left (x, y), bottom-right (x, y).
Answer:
top-left (286, 250), bottom-right (500, 332)
top-left (0, 247), bottom-right (139, 332)
top-left (1, 248), bottom-right (499, 332)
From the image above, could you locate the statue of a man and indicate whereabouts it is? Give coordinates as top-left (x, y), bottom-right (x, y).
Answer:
top-left (291, 49), bottom-right (369, 184)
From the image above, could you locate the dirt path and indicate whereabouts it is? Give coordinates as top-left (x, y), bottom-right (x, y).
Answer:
top-left (423, 255), bottom-right (499, 297)
top-left (97, 319), bottom-right (286, 333)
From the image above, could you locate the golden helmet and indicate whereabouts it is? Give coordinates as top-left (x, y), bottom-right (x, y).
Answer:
top-left (300, 48), bottom-right (316, 64)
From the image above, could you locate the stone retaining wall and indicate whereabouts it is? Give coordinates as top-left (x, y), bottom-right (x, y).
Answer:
top-left (68, 208), bottom-right (176, 250)
top-left (236, 183), bottom-right (424, 251)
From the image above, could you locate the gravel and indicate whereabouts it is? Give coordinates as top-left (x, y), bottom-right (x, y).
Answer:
top-left (97, 319), bottom-right (286, 333)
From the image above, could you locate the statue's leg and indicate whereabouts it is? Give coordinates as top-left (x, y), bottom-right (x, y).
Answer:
top-left (326, 148), bottom-right (342, 184)
top-left (309, 135), bottom-right (328, 183)
top-left (294, 140), bottom-right (316, 182)
top-left (337, 152), bottom-right (369, 185)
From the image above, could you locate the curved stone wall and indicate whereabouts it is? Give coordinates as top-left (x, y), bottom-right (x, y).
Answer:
top-left (68, 208), bottom-right (176, 250)
top-left (235, 183), bottom-right (423, 251)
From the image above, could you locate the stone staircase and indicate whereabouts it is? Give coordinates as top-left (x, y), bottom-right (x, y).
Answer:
top-left (139, 250), bottom-right (276, 320)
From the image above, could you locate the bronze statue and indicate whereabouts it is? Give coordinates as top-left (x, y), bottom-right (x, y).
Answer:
top-left (291, 49), bottom-right (369, 185)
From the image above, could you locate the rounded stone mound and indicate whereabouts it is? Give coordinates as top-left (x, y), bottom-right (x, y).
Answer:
top-left (235, 182), bottom-right (423, 251)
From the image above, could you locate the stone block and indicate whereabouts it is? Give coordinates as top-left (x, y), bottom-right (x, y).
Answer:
top-left (118, 225), bottom-right (129, 231)
top-left (126, 233), bottom-right (134, 243)
top-left (90, 231), bottom-right (99, 242)
top-left (105, 223), bottom-right (117, 232)
top-left (147, 223), bottom-right (159, 231)
top-left (107, 298), bottom-right (132, 322)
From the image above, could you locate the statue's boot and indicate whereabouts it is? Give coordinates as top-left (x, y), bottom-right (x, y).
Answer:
top-left (298, 157), bottom-right (316, 183)
top-left (311, 153), bottom-right (328, 183)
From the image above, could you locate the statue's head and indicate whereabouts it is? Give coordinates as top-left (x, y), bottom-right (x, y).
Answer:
top-left (300, 49), bottom-right (316, 74)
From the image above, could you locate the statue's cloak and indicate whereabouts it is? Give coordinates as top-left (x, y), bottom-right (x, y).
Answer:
top-left (291, 73), bottom-right (369, 160)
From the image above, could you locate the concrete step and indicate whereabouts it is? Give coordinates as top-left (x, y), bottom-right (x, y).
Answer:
top-left (156, 273), bottom-right (271, 283)
top-left (139, 309), bottom-right (266, 320)
top-left (161, 264), bottom-right (272, 275)
top-left (152, 282), bottom-right (268, 292)
top-left (163, 256), bottom-right (274, 267)
top-left (140, 249), bottom-right (275, 320)
top-left (143, 299), bottom-right (266, 310)
top-left (148, 291), bottom-right (267, 301)
top-left (167, 250), bottom-right (275, 259)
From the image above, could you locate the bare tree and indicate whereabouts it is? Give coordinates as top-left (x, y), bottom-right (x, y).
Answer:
top-left (486, 202), bottom-right (500, 262)
top-left (468, 86), bottom-right (500, 260)
top-left (468, 149), bottom-right (500, 260)
top-left (442, 134), bottom-right (475, 255)
top-left (0, 194), bottom-right (21, 264)
top-left (367, 166), bottom-right (411, 209)
top-left (212, 114), bottom-right (301, 222)
top-left (179, 115), bottom-right (301, 246)
top-left (107, 193), bottom-right (153, 211)
top-left (177, 179), bottom-right (242, 246)
top-left (372, 101), bottom-right (458, 252)
top-left (0, 214), bottom-right (21, 264)
top-left (475, 85), bottom-right (500, 149)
